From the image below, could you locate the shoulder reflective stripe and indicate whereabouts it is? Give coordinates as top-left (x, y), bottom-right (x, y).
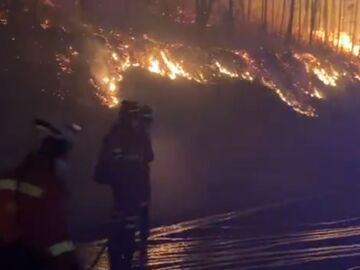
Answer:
top-left (49, 241), bottom-right (75, 257)
top-left (18, 183), bottom-right (43, 198)
top-left (0, 179), bottom-right (17, 191)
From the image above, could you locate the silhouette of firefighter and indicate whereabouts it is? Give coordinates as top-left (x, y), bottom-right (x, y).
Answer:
top-left (137, 105), bottom-right (154, 246)
top-left (0, 119), bottom-right (81, 270)
top-left (95, 100), bottom-right (154, 269)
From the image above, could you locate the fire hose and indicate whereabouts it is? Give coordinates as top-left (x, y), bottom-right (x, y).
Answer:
top-left (87, 241), bottom-right (108, 270)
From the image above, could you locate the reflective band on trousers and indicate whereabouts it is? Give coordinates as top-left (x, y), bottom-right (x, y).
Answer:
top-left (49, 241), bottom-right (75, 257)
top-left (18, 182), bottom-right (43, 198)
top-left (0, 179), bottom-right (17, 191)
top-left (0, 179), bottom-right (43, 198)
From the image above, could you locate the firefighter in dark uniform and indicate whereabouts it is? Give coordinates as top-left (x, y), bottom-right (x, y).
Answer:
top-left (96, 100), bottom-right (143, 270)
top-left (137, 105), bottom-right (154, 246)
top-left (0, 120), bottom-right (81, 270)
top-left (95, 101), bottom-right (155, 269)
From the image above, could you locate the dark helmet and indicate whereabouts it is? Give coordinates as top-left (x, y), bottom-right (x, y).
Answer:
top-left (34, 119), bottom-right (81, 159)
top-left (120, 100), bottom-right (139, 113)
top-left (119, 100), bottom-right (139, 118)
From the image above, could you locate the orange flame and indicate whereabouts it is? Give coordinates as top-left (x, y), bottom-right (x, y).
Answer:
top-left (57, 28), bottom-right (355, 117)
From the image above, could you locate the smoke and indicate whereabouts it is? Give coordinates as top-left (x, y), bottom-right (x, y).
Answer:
top-left (115, 73), bottom-right (303, 224)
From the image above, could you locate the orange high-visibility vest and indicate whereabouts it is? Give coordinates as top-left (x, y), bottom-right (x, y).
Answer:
top-left (1, 155), bottom-right (75, 258)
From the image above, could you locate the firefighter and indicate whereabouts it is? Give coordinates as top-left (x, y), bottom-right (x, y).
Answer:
top-left (0, 120), bottom-right (81, 270)
top-left (137, 105), bottom-right (154, 246)
top-left (96, 100), bottom-right (143, 270)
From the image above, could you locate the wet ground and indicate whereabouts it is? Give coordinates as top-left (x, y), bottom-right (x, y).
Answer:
top-left (84, 188), bottom-right (360, 269)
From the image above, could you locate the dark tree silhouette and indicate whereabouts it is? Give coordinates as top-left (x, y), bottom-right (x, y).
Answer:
top-left (337, 0), bottom-right (344, 50)
top-left (195, 0), bottom-right (214, 30)
top-left (286, 0), bottom-right (296, 41)
top-left (352, 0), bottom-right (359, 53)
top-left (238, 0), bottom-right (246, 22)
top-left (303, 0), bottom-right (310, 38)
top-left (298, 0), bottom-right (303, 40)
top-left (227, 0), bottom-right (234, 32)
top-left (309, 0), bottom-right (319, 45)
top-left (280, 0), bottom-right (287, 35)
top-left (247, 0), bottom-right (252, 22)
top-left (9, 0), bottom-right (22, 25)
top-left (261, 0), bottom-right (268, 31)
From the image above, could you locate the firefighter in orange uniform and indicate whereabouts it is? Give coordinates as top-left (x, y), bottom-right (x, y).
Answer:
top-left (0, 120), bottom-right (81, 270)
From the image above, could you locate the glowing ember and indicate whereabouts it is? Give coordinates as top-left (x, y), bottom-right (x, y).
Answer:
top-left (109, 82), bottom-right (116, 92)
top-left (261, 78), bottom-right (317, 117)
top-left (69, 47), bottom-right (79, 56)
top-left (241, 71), bottom-right (254, 82)
top-left (0, 10), bottom-right (8, 25)
top-left (294, 53), bottom-right (340, 87)
top-left (101, 76), bottom-right (118, 93)
top-left (109, 96), bottom-right (119, 107)
top-left (313, 68), bottom-right (338, 87)
top-left (160, 51), bottom-right (189, 80)
top-left (148, 57), bottom-right (163, 75)
top-left (215, 62), bottom-right (239, 78)
top-left (112, 53), bottom-right (119, 61)
top-left (311, 88), bottom-right (324, 100)
top-left (40, 19), bottom-right (52, 30)
top-left (55, 53), bottom-right (72, 74)
top-left (55, 46), bottom-right (79, 75)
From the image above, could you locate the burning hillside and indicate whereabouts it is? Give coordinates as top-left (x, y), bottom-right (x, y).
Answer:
top-left (3, 1), bottom-right (360, 118)
top-left (5, 5), bottom-right (360, 268)
top-left (53, 23), bottom-right (360, 118)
